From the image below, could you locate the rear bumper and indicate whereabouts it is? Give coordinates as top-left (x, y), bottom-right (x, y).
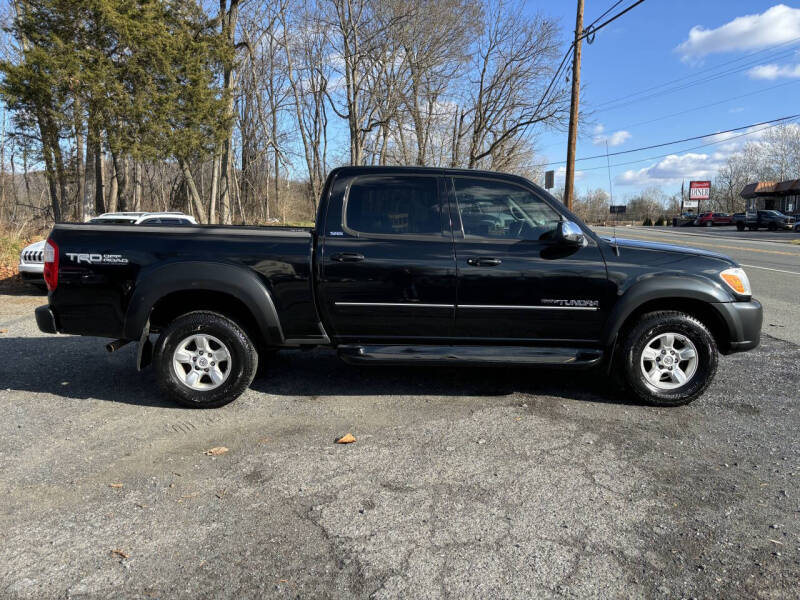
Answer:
top-left (712, 299), bottom-right (762, 353)
top-left (35, 305), bottom-right (58, 334)
top-left (18, 263), bottom-right (44, 277)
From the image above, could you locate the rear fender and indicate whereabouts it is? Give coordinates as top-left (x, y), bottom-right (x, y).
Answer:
top-left (123, 261), bottom-right (284, 345)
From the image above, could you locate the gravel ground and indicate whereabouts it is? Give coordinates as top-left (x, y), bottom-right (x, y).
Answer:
top-left (0, 293), bottom-right (798, 599)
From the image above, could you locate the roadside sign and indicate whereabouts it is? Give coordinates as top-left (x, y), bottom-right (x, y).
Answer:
top-left (544, 170), bottom-right (555, 189)
top-left (609, 205), bottom-right (626, 214)
top-left (687, 181), bottom-right (710, 209)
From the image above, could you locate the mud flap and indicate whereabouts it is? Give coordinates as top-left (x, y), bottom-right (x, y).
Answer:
top-left (136, 318), bottom-right (153, 371)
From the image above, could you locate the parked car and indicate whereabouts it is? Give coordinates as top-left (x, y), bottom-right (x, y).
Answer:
top-left (734, 210), bottom-right (795, 231)
top-left (35, 166), bottom-right (762, 408)
top-left (694, 212), bottom-right (733, 227)
top-left (18, 240), bottom-right (47, 289)
top-left (17, 212), bottom-right (196, 287)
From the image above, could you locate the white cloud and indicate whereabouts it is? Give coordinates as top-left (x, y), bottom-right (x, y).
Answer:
top-left (677, 4), bottom-right (800, 61)
top-left (616, 153), bottom-right (720, 186)
top-left (591, 124), bottom-right (631, 147)
top-left (748, 63), bottom-right (800, 79)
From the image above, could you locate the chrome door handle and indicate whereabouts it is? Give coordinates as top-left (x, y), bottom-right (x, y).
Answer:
top-left (467, 257), bottom-right (502, 267)
top-left (331, 252), bottom-right (365, 262)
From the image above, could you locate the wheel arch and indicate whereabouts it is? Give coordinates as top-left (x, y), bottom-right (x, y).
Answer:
top-left (602, 277), bottom-right (734, 352)
top-left (123, 261), bottom-right (284, 347)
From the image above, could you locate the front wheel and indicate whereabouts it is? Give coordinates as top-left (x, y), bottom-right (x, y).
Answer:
top-left (704, 221), bottom-right (713, 227)
top-left (154, 311), bottom-right (258, 408)
top-left (736, 222), bottom-right (745, 231)
top-left (621, 311), bottom-right (718, 406)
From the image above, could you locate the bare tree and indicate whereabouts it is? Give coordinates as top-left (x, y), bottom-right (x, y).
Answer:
top-left (454, 0), bottom-right (567, 171)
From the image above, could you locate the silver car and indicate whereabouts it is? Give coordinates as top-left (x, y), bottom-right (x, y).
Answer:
top-left (18, 239), bottom-right (47, 289)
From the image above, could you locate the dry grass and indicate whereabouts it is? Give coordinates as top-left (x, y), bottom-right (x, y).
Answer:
top-left (0, 226), bottom-right (46, 288)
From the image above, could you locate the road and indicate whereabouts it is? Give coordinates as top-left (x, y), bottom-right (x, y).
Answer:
top-left (1, 293), bottom-right (798, 599)
top-left (593, 225), bottom-right (800, 345)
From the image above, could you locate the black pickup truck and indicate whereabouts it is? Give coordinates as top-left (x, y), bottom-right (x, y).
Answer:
top-left (734, 210), bottom-right (796, 231)
top-left (36, 166), bottom-right (762, 408)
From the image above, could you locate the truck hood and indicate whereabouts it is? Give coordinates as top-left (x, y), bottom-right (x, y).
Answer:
top-left (603, 236), bottom-right (736, 264)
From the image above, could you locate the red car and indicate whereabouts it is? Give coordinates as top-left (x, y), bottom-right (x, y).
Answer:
top-left (695, 212), bottom-right (733, 227)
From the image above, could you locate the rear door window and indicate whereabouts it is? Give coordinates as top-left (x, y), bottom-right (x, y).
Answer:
top-left (344, 175), bottom-right (445, 237)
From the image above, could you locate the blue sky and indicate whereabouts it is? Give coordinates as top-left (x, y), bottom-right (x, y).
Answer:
top-left (534, 1), bottom-right (800, 199)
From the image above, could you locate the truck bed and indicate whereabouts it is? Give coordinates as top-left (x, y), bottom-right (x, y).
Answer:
top-left (47, 223), bottom-right (320, 342)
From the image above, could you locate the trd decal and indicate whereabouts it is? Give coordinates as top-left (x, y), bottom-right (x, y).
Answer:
top-left (65, 253), bottom-right (129, 265)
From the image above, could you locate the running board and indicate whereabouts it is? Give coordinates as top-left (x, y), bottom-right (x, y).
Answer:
top-left (337, 345), bottom-right (603, 367)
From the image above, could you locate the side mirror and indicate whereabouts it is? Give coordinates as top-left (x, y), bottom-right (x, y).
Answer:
top-left (556, 220), bottom-right (586, 246)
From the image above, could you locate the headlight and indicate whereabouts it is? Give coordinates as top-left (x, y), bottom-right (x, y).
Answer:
top-left (720, 267), bottom-right (751, 296)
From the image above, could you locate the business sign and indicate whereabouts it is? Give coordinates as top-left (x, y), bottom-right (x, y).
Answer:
top-left (686, 180), bottom-right (711, 208)
top-left (609, 205), bottom-right (627, 214)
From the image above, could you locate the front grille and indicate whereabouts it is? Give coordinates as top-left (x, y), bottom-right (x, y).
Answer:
top-left (22, 250), bottom-right (43, 263)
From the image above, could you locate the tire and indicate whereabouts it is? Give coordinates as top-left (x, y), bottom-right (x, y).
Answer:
top-left (620, 311), bottom-right (718, 407)
top-left (153, 311), bottom-right (258, 408)
top-left (768, 222), bottom-right (777, 231)
top-left (736, 222), bottom-right (744, 231)
top-left (704, 221), bottom-right (713, 227)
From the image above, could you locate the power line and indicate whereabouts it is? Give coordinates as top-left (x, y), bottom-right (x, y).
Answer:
top-left (592, 36), bottom-right (800, 112)
top-left (575, 119), bottom-right (795, 173)
top-left (581, 0), bottom-right (647, 40)
top-left (537, 114), bottom-right (800, 167)
top-left (584, 0), bottom-right (626, 31)
top-left (606, 79), bottom-right (800, 131)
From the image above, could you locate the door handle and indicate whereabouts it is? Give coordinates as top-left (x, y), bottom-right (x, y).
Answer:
top-left (467, 257), bottom-right (502, 267)
top-left (331, 252), bottom-right (365, 263)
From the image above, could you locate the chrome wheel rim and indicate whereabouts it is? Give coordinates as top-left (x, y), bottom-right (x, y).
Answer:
top-left (640, 332), bottom-right (698, 390)
top-left (172, 334), bottom-right (232, 391)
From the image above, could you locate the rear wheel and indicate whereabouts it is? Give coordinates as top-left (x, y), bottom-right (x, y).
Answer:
top-left (154, 311), bottom-right (258, 408)
top-left (768, 222), bottom-right (778, 231)
top-left (621, 311), bottom-right (718, 406)
top-left (704, 221), bottom-right (713, 227)
top-left (736, 222), bottom-right (745, 231)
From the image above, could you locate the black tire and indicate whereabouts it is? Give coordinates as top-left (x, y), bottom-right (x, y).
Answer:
top-left (154, 311), bottom-right (258, 408)
top-left (620, 311), bottom-right (718, 407)
top-left (704, 221), bottom-right (713, 227)
top-left (736, 222), bottom-right (744, 231)
top-left (768, 222), bottom-right (777, 231)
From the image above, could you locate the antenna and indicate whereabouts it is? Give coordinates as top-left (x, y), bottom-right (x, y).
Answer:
top-left (606, 140), bottom-right (620, 254)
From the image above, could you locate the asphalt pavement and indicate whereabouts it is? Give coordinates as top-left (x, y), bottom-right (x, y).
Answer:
top-left (0, 293), bottom-right (798, 599)
top-left (593, 225), bottom-right (800, 346)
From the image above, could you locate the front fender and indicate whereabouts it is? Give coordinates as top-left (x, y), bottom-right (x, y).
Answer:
top-left (122, 261), bottom-right (284, 344)
top-left (600, 275), bottom-right (733, 346)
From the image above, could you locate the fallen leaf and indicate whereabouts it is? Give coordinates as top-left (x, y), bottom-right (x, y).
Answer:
top-left (204, 446), bottom-right (229, 456)
top-left (110, 548), bottom-right (129, 559)
top-left (334, 433), bottom-right (356, 444)
top-left (109, 483), bottom-right (123, 489)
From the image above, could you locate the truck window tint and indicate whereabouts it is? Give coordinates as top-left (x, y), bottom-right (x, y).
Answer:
top-left (345, 176), bottom-right (442, 235)
top-left (453, 178), bottom-right (561, 241)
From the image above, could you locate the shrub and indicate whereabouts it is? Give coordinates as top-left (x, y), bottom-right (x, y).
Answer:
top-left (642, 217), bottom-right (653, 226)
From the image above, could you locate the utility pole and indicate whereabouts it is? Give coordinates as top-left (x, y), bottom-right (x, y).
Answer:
top-left (564, 0), bottom-right (584, 211)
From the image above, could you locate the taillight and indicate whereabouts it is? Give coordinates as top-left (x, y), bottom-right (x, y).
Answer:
top-left (43, 238), bottom-right (59, 291)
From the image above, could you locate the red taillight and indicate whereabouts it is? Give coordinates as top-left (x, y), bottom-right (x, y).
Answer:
top-left (43, 238), bottom-right (59, 291)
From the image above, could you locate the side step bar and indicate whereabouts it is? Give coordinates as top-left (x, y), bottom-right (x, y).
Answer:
top-left (337, 345), bottom-right (603, 367)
